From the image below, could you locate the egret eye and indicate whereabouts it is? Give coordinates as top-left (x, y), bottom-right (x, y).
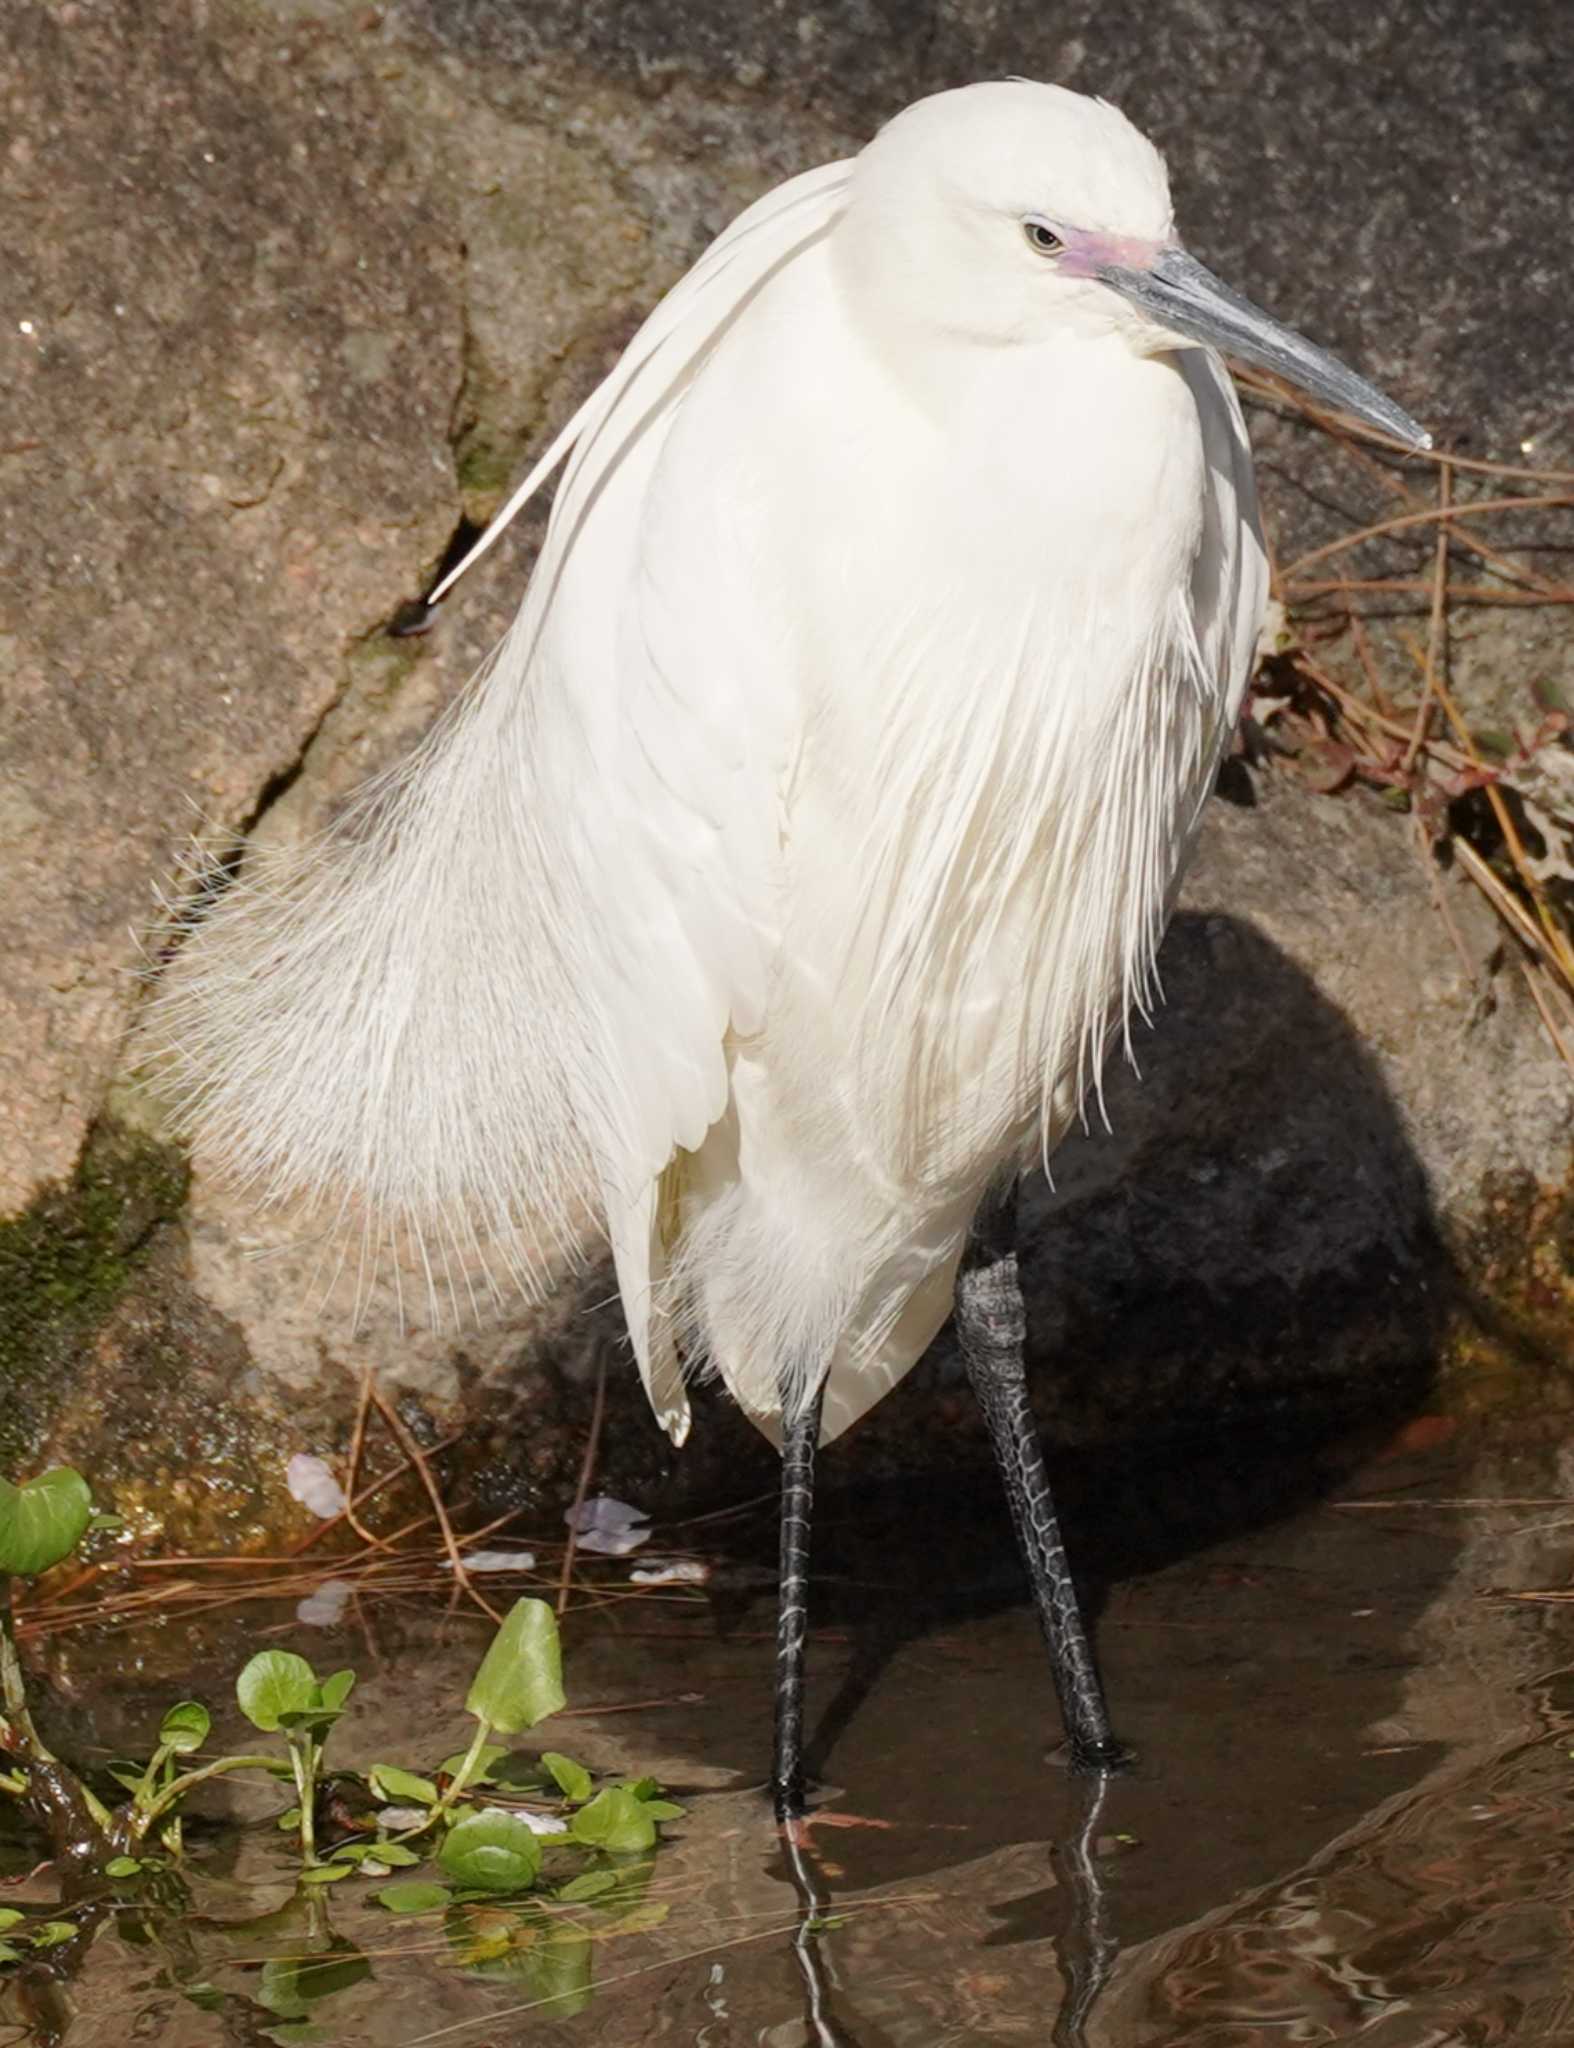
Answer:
top-left (1023, 218), bottom-right (1064, 257)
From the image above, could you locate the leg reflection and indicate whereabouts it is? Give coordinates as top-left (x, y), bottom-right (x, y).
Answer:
top-left (1051, 1772), bottom-right (1119, 2048)
top-left (779, 1823), bottom-right (860, 2048)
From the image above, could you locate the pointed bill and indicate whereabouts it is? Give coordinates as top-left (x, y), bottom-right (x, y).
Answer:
top-left (1103, 247), bottom-right (1431, 452)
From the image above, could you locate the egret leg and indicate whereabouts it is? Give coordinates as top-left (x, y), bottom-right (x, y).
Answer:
top-left (772, 1376), bottom-right (825, 1821)
top-left (956, 1183), bottom-right (1130, 1772)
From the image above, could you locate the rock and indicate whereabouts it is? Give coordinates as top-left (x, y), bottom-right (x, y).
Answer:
top-left (0, 0), bottom-right (463, 1213)
top-left (4, 0), bottom-right (1571, 1542)
top-left (398, 0), bottom-right (1572, 456)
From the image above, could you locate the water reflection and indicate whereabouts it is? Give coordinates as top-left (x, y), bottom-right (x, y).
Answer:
top-left (1093, 1718), bottom-right (1574, 2046)
top-left (8, 1421), bottom-right (1574, 2043)
top-left (767, 1770), bottom-right (1125, 2048)
top-left (1051, 1775), bottom-right (1119, 2048)
top-left (779, 1823), bottom-right (862, 2048)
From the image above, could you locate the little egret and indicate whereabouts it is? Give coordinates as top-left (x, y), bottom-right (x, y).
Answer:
top-left (152, 80), bottom-right (1427, 1817)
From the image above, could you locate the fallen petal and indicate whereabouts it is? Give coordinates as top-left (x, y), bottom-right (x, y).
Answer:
top-left (296, 1578), bottom-right (354, 1627)
top-left (512, 1809), bottom-right (570, 1836)
top-left (573, 1524), bottom-right (652, 1556)
top-left (565, 1494), bottom-right (650, 1537)
top-left (377, 1807), bottom-right (428, 1831)
top-left (440, 1549), bottom-right (537, 1574)
top-left (286, 1453), bottom-right (348, 1520)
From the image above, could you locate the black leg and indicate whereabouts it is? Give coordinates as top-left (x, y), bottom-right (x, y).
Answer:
top-left (956, 1181), bottom-right (1130, 1771)
top-left (772, 1375), bottom-right (825, 1821)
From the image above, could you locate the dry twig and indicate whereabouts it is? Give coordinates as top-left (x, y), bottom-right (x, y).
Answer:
top-left (1235, 370), bottom-right (1574, 1077)
top-left (365, 1381), bottom-right (500, 1622)
top-left (557, 1347), bottom-right (609, 1618)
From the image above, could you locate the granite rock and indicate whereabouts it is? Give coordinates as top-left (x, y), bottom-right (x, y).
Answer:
top-left (4, 0), bottom-right (1571, 1539)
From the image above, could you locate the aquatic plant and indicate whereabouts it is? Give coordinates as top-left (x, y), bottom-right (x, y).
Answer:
top-left (0, 1473), bottom-right (683, 1960)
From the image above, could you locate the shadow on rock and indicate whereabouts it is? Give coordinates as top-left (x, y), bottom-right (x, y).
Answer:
top-left (771, 911), bottom-right (1453, 1880)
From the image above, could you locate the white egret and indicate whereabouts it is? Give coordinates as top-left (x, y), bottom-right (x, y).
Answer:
top-left (150, 80), bottom-right (1427, 1817)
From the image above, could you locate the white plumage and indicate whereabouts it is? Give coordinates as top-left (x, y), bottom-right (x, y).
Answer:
top-left (150, 83), bottom-right (1297, 1452)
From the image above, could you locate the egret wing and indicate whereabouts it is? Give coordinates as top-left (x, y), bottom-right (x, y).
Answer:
top-left (502, 165), bottom-right (854, 1438)
top-left (431, 160), bottom-right (853, 602)
top-left (1180, 349), bottom-right (1270, 744)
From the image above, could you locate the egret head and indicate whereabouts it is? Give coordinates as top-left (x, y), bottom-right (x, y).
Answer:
top-left (842, 80), bottom-right (1429, 449)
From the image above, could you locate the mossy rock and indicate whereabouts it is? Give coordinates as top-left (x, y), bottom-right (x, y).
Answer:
top-left (0, 1122), bottom-right (189, 1475)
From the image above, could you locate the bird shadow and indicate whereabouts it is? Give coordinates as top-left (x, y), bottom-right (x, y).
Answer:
top-left (781, 908), bottom-right (1454, 1851)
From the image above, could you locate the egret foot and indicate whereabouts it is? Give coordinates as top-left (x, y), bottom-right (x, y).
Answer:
top-left (771, 1376), bottom-right (826, 1821)
top-left (956, 1181), bottom-right (1131, 1774)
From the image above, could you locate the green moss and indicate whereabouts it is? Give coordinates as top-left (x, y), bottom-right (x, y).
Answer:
top-left (0, 1123), bottom-right (189, 1474)
top-left (345, 631), bottom-right (423, 710)
top-left (454, 427), bottom-right (517, 514)
top-left (1429, 1168), bottom-right (1574, 1416)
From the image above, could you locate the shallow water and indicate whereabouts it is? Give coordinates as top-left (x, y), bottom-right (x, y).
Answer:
top-left (7, 1410), bottom-right (1574, 2045)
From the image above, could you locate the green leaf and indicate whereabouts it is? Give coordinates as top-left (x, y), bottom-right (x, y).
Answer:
top-left (508, 1926), bottom-right (591, 2016)
top-left (613, 1899), bottom-right (671, 1935)
top-left (0, 1911), bottom-right (22, 1934)
top-left (237, 1651), bottom-right (317, 1732)
top-left (376, 1881), bottom-right (453, 1914)
top-left (569, 1786), bottom-right (657, 1855)
top-left (299, 1863), bottom-right (352, 1884)
top-left (488, 1751), bottom-right (552, 1791)
top-left (465, 1599), bottom-right (565, 1735)
top-left (258, 1944), bottom-right (371, 2018)
top-left (276, 1808), bottom-right (303, 1831)
top-left (0, 1942), bottom-right (23, 1964)
top-left (158, 1701), bottom-right (210, 1755)
top-left (621, 1776), bottom-right (662, 1801)
top-left (104, 1856), bottom-right (143, 1878)
top-left (31, 1921), bottom-right (76, 1948)
top-left (331, 1836), bottom-right (417, 1869)
top-left (0, 1468), bottom-right (92, 1576)
top-left (639, 1799), bottom-right (685, 1822)
top-left (277, 1704), bottom-right (343, 1736)
top-left (557, 1869), bottom-right (618, 1904)
top-left (438, 1744), bottom-right (506, 1784)
top-left (106, 1765), bottom-right (147, 1795)
top-left (540, 1752), bottom-right (592, 1804)
top-left (442, 1902), bottom-right (589, 2010)
top-left (318, 1668), bottom-right (356, 1712)
top-left (438, 1809), bottom-right (543, 1893)
top-left (368, 1764), bottom-right (437, 1806)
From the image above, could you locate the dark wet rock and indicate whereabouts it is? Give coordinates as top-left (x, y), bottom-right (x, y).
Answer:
top-left (3, 0), bottom-right (1572, 1544)
top-left (402, 0), bottom-right (1572, 456)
